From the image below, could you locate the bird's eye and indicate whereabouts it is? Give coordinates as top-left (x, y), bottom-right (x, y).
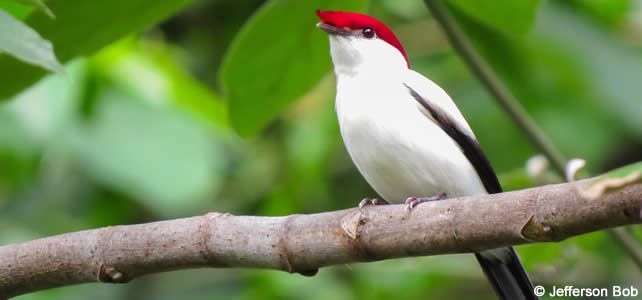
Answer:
top-left (362, 27), bottom-right (375, 39)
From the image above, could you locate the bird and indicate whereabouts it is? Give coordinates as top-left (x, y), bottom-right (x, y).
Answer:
top-left (315, 10), bottom-right (537, 300)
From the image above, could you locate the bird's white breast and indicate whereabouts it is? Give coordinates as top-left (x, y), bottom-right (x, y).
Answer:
top-left (335, 70), bottom-right (486, 203)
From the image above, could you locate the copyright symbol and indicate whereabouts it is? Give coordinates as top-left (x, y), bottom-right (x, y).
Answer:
top-left (534, 285), bottom-right (545, 297)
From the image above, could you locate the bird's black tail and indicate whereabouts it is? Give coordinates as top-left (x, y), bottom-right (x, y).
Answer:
top-left (475, 247), bottom-right (538, 300)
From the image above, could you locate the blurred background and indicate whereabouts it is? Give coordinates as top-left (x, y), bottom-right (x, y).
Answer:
top-left (1, 0), bottom-right (641, 299)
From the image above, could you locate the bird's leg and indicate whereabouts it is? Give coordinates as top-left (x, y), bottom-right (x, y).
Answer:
top-left (358, 197), bottom-right (390, 208)
top-left (404, 192), bottom-right (447, 211)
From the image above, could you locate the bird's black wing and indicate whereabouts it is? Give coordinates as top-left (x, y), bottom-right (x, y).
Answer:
top-left (404, 83), bottom-right (501, 194)
top-left (404, 83), bottom-right (537, 300)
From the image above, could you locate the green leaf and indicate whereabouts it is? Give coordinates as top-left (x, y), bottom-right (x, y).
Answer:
top-left (65, 91), bottom-right (225, 217)
top-left (0, 108), bottom-right (38, 158)
top-left (91, 38), bottom-right (228, 129)
top-left (600, 162), bottom-right (642, 179)
top-left (17, 0), bottom-right (55, 18)
top-left (569, 0), bottom-right (631, 26)
top-left (0, 0), bottom-right (32, 19)
top-left (447, 0), bottom-right (540, 37)
top-left (5, 57), bottom-right (225, 217)
top-left (538, 4), bottom-right (642, 136)
top-left (0, 0), bottom-right (197, 100)
top-left (0, 9), bottom-right (62, 72)
top-left (0, 107), bottom-right (39, 188)
top-left (220, 0), bottom-right (368, 136)
top-left (579, 162), bottom-right (641, 199)
top-left (497, 168), bottom-right (535, 191)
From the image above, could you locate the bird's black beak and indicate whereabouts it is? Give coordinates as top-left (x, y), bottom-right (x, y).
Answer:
top-left (316, 22), bottom-right (351, 37)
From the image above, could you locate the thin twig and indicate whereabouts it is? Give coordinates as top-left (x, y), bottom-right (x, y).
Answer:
top-left (423, 0), bottom-right (642, 270)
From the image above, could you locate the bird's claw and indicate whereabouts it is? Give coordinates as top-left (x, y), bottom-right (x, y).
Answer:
top-left (358, 197), bottom-right (381, 209)
top-left (404, 192), bottom-right (447, 211)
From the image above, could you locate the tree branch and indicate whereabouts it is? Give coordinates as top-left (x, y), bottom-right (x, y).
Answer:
top-left (1, 179), bottom-right (641, 298)
top-left (423, 0), bottom-right (642, 270)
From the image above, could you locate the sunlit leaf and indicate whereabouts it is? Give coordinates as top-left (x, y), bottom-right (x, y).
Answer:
top-left (5, 56), bottom-right (226, 217)
top-left (447, 0), bottom-right (540, 37)
top-left (0, 9), bottom-right (62, 72)
top-left (91, 39), bottom-right (228, 129)
top-left (65, 91), bottom-right (224, 216)
top-left (220, 0), bottom-right (368, 136)
top-left (0, 0), bottom-right (197, 100)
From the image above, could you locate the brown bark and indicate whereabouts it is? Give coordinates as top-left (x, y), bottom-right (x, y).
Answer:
top-left (1, 179), bottom-right (640, 298)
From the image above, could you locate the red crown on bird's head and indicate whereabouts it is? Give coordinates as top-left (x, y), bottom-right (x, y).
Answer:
top-left (316, 10), bottom-right (410, 68)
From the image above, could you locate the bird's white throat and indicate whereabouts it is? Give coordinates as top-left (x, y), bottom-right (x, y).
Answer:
top-left (328, 35), bottom-right (408, 78)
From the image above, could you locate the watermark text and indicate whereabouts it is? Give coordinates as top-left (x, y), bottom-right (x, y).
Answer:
top-left (533, 285), bottom-right (639, 298)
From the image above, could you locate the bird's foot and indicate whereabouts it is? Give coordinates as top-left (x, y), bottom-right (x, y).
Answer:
top-left (358, 197), bottom-right (390, 209)
top-left (404, 192), bottom-right (447, 211)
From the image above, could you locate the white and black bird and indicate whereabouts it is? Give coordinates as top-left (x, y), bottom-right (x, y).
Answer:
top-left (316, 10), bottom-right (537, 300)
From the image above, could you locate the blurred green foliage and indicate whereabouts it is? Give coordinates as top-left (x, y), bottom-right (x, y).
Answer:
top-left (15, 0), bottom-right (54, 18)
top-left (0, 0), bottom-right (197, 99)
top-left (221, 0), bottom-right (367, 136)
top-left (448, 0), bottom-right (540, 37)
top-left (0, 0), bottom-right (641, 299)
